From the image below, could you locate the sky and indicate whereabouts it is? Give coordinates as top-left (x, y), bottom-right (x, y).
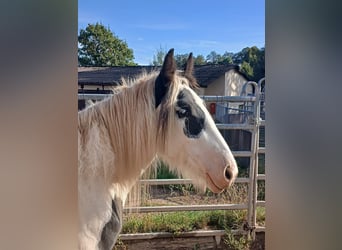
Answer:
top-left (78, 0), bottom-right (265, 65)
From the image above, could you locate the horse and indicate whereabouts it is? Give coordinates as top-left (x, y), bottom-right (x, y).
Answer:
top-left (78, 49), bottom-right (238, 250)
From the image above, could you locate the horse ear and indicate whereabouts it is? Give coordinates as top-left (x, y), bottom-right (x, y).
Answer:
top-left (184, 53), bottom-right (199, 89)
top-left (155, 48), bottom-right (177, 108)
top-left (184, 52), bottom-right (194, 76)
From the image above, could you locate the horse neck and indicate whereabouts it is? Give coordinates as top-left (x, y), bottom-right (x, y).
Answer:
top-left (102, 81), bottom-right (158, 188)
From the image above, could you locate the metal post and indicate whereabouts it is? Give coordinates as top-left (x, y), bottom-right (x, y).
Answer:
top-left (245, 81), bottom-right (260, 240)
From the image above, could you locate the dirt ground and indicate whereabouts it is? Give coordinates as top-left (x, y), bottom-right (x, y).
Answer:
top-left (250, 232), bottom-right (265, 250)
top-left (117, 232), bottom-right (264, 250)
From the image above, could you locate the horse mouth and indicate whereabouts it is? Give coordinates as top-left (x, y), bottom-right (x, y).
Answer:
top-left (206, 174), bottom-right (225, 194)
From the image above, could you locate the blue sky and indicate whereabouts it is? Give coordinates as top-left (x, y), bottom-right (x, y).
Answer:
top-left (79, 1), bottom-right (264, 65)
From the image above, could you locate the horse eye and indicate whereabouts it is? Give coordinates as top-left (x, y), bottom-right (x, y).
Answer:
top-left (176, 108), bottom-right (189, 118)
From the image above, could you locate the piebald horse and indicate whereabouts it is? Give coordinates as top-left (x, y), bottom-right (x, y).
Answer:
top-left (78, 49), bottom-right (238, 250)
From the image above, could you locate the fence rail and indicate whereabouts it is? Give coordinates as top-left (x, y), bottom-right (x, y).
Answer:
top-left (125, 203), bottom-right (248, 213)
top-left (78, 93), bottom-right (257, 102)
top-left (138, 174), bottom-right (266, 186)
top-left (124, 201), bottom-right (265, 213)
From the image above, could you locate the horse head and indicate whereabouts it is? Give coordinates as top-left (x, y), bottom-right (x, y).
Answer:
top-left (154, 49), bottom-right (238, 193)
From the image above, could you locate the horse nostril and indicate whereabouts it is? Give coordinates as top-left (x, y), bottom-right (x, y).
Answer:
top-left (224, 167), bottom-right (232, 180)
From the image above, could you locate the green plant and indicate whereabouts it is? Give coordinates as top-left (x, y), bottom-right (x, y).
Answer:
top-left (113, 237), bottom-right (127, 250)
top-left (156, 161), bottom-right (178, 179)
top-left (257, 180), bottom-right (265, 200)
top-left (224, 229), bottom-right (252, 250)
top-left (122, 210), bottom-right (250, 235)
top-left (256, 207), bottom-right (265, 226)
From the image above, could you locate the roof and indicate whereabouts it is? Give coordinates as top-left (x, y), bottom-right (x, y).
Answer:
top-left (78, 64), bottom-right (243, 88)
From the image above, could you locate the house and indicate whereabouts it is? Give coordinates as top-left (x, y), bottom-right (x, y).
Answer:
top-left (78, 64), bottom-right (249, 110)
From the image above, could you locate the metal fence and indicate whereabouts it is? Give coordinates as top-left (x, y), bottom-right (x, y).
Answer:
top-left (78, 78), bottom-right (266, 241)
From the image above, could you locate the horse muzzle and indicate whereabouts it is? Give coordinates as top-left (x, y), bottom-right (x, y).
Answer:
top-left (206, 160), bottom-right (238, 193)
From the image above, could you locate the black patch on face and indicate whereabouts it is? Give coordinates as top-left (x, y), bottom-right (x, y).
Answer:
top-left (176, 89), bottom-right (205, 138)
top-left (98, 198), bottom-right (122, 250)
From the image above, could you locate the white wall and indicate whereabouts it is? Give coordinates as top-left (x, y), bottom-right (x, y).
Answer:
top-left (225, 70), bottom-right (248, 96)
top-left (203, 75), bottom-right (225, 96)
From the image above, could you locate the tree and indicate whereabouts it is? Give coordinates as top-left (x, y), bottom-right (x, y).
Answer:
top-left (240, 61), bottom-right (254, 79)
top-left (194, 55), bottom-right (206, 65)
top-left (174, 53), bottom-right (190, 68)
top-left (253, 47), bottom-right (265, 81)
top-left (78, 23), bottom-right (136, 66)
top-left (205, 51), bottom-right (233, 65)
top-left (151, 46), bottom-right (167, 66)
top-left (221, 52), bottom-right (234, 64)
top-left (152, 48), bottom-right (206, 67)
top-left (206, 51), bottom-right (221, 64)
top-left (232, 46), bottom-right (265, 81)
top-left (232, 47), bottom-right (249, 64)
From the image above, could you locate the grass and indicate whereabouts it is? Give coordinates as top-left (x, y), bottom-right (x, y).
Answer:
top-left (156, 162), bottom-right (178, 179)
top-left (121, 208), bottom-right (265, 249)
top-left (121, 209), bottom-right (250, 235)
top-left (224, 229), bottom-right (253, 250)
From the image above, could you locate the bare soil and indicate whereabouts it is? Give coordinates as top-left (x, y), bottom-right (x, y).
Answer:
top-left (116, 232), bottom-right (265, 250)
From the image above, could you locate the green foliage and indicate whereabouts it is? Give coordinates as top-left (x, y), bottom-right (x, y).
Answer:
top-left (151, 46), bottom-right (167, 66)
top-left (256, 206), bottom-right (265, 226)
top-left (122, 210), bottom-right (249, 235)
top-left (78, 23), bottom-right (136, 66)
top-left (155, 161), bottom-right (193, 195)
top-left (174, 53), bottom-right (207, 67)
top-left (233, 46), bottom-right (265, 81)
top-left (236, 165), bottom-right (249, 178)
top-left (257, 180), bottom-right (265, 201)
top-left (113, 238), bottom-right (127, 250)
top-left (174, 53), bottom-right (190, 68)
top-left (156, 161), bottom-right (178, 179)
top-left (224, 229), bottom-right (252, 250)
top-left (206, 51), bottom-right (234, 65)
top-left (193, 54), bottom-right (206, 65)
top-left (240, 61), bottom-right (254, 79)
top-left (151, 47), bottom-right (206, 67)
top-left (150, 45), bottom-right (264, 81)
top-left (221, 52), bottom-right (234, 64)
top-left (206, 51), bottom-right (222, 64)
